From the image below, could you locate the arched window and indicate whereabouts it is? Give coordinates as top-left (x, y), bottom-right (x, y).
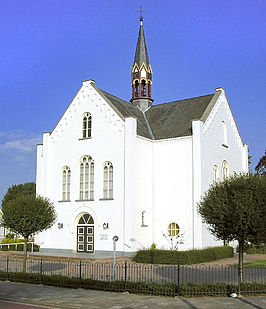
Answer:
top-left (213, 165), bottom-right (219, 182)
top-left (62, 166), bottom-right (71, 201)
top-left (141, 211), bottom-right (148, 227)
top-left (80, 156), bottom-right (94, 200)
top-left (103, 161), bottom-right (113, 199)
top-left (222, 121), bottom-right (228, 146)
top-left (222, 160), bottom-right (229, 180)
top-left (82, 112), bottom-right (92, 138)
top-left (168, 222), bottom-right (180, 237)
top-left (141, 79), bottom-right (147, 96)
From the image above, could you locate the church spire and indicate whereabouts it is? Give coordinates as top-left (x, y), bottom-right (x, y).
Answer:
top-left (130, 13), bottom-right (153, 112)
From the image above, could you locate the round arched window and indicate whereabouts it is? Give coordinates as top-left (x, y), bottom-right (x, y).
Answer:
top-left (168, 223), bottom-right (180, 237)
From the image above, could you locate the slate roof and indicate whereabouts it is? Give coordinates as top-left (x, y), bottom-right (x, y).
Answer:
top-left (96, 87), bottom-right (216, 140)
top-left (146, 94), bottom-right (215, 139)
top-left (134, 23), bottom-right (150, 67)
top-left (99, 90), bottom-right (152, 139)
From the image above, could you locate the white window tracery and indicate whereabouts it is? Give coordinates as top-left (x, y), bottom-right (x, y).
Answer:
top-left (222, 160), bottom-right (229, 180)
top-left (168, 222), bottom-right (180, 237)
top-left (62, 166), bottom-right (71, 200)
top-left (213, 165), bottom-right (219, 183)
top-left (103, 161), bottom-right (113, 199)
top-left (82, 112), bottom-right (92, 138)
top-left (80, 156), bottom-right (94, 200)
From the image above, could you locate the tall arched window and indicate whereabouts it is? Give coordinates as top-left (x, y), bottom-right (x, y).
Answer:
top-left (222, 160), bottom-right (229, 180)
top-left (213, 165), bottom-right (219, 182)
top-left (222, 121), bottom-right (228, 146)
top-left (103, 161), bottom-right (113, 199)
top-left (82, 112), bottom-right (92, 138)
top-left (62, 166), bottom-right (71, 201)
top-left (80, 156), bottom-right (94, 200)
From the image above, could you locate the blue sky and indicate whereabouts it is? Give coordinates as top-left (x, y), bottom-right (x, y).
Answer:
top-left (0, 0), bottom-right (265, 201)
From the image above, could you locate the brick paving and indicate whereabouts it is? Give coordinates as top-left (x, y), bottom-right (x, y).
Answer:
top-left (0, 281), bottom-right (265, 309)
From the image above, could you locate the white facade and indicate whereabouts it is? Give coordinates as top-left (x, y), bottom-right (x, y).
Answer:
top-left (36, 80), bottom-right (248, 255)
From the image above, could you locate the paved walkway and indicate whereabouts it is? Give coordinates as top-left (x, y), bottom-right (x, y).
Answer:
top-left (1, 251), bottom-right (265, 265)
top-left (0, 281), bottom-right (265, 309)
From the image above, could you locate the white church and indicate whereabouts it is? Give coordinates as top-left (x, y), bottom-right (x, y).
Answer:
top-left (36, 17), bottom-right (249, 255)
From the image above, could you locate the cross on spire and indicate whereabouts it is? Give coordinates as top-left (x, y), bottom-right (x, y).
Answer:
top-left (137, 5), bottom-right (144, 23)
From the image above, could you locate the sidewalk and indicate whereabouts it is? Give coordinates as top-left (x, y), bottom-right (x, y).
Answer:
top-left (0, 250), bottom-right (265, 265)
top-left (0, 281), bottom-right (266, 309)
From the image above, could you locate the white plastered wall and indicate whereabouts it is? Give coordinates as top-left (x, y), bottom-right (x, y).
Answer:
top-left (36, 80), bottom-right (131, 252)
top-left (199, 89), bottom-right (249, 247)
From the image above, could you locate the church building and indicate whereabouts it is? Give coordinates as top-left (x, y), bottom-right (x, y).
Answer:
top-left (36, 16), bottom-right (249, 255)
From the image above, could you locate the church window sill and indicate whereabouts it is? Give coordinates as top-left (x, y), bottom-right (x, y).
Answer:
top-left (58, 200), bottom-right (71, 203)
top-left (75, 199), bottom-right (94, 202)
top-left (99, 198), bottom-right (114, 201)
top-left (79, 137), bottom-right (92, 141)
top-left (222, 144), bottom-right (228, 148)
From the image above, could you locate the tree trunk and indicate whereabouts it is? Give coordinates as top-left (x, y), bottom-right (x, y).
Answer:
top-left (23, 237), bottom-right (28, 273)
top-left (238, 240), bottom-right (244, 286)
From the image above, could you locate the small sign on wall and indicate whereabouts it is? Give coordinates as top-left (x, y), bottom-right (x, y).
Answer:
top-left (100, 234), bottom-right (108, 240)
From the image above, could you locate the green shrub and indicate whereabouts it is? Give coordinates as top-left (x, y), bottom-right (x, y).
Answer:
top-left (1, 238), bottom-right (24, 244)
top-left (133, 246), bottom-right (233, 265)
top-left (0, 238), bottom-right (39, 252)
top-left (0, 270), bottom-right (265, 297)
top-left (246, 244), bottom-right (266, 254)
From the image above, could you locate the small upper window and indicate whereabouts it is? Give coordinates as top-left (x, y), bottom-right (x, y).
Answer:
top-left (213, 165), bottom-right (219, 183)
top-left (222, 121), bottom-right (228, 147)
top-left (82, 112), bottom-right (92, 138)
top-left (222, 160), bottom-right (229, 180)
top-left (168, 223), bottom-right (180, 237)
top-left (141, 211), bottom-right (148, 227)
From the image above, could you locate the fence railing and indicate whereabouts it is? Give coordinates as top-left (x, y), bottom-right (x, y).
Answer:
top-left (0, 257), bottom-right (265, 296)
top-left (0, 242), bottom-right (35, 252)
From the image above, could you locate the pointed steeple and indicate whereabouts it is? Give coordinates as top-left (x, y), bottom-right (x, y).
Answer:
top-left (130, 15), bottom-right (153, 112)
top-left (134, 17), bottom-right (150, 68)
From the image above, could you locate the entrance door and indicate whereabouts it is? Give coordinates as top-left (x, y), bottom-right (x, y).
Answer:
top-left (77, 213), bottom-right (94, 253)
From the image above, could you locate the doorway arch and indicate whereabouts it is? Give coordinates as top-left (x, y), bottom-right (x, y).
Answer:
top-left (77, 213), bottom-right (94, 253)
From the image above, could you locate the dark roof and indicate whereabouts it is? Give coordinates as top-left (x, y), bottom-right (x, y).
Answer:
top-left (95, 86), bottom-right (215, 140)
top-left (98, 90), bottom-right (153, 139)
top-left (146, 94), bottom-right (215, 139)
top-left (134, 24), bottom-right (150, 67)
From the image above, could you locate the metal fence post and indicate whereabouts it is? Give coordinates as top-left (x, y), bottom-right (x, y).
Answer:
top-left (177, 264), bottom-right (180, 296)
top-left (124, 261), bottom-right (127, 291)
top-left (40, 258), bottom-right (43, 282)
top-left (79, 260), bottom-right (82, 287)
top-left (6, 256), bottom-right (9, 280)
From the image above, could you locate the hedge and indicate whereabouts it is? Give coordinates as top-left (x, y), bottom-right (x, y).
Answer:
top-left (133, 246), bottom-right (234, 265)
top-left (246, 245), bottom-right (266, 254)
top-left (0, 271), bottom-right (265, 297)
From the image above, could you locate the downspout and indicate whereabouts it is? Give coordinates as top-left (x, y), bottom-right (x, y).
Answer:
top-left (123, 122), bottom-right (126, 253)
top-left (142, 111), bottom-right (155, 242)
top-left (191, 137), bottom-right (195, 249)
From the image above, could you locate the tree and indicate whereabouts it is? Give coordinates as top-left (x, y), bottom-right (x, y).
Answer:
top-left (198, 173), bottom-right (266, 285)
top-left (1, 194), bottom-right (56, 272)
top-left (1, 182), bottom-right (36, 207)
top-left (255, 150), bottom-right (266, 176)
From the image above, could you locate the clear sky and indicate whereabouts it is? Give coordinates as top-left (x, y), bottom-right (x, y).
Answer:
top-left (0, 0), bottom-right (265, 201)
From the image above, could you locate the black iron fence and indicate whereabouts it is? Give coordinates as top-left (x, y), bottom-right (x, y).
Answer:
top-left (0, 257), bottom-right (265, 296)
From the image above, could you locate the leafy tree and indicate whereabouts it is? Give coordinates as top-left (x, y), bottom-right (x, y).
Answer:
top-left (255, 150), bottom-right (266, 176)
top-left (1, 194), bottom-right (56, 272)
top-left (198, 173), bottom-right (266, 284)
top-left (1, 182), bottom-right (36, 207)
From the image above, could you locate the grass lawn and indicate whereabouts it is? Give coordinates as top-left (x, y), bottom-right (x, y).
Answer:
top-left (243, 259), bottom-right (266, 267)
